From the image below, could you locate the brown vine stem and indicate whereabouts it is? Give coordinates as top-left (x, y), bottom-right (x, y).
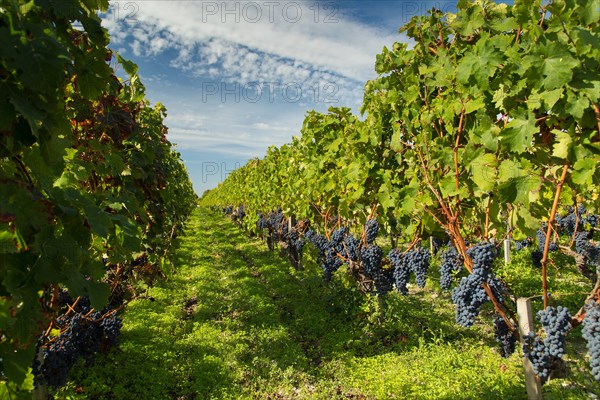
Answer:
top-left (12, 156), bottom-right (33, 185)
top-left (50, 284), bottom-right (59, 311)
top-left (454, 108), bottom-right (465, 191)
top-left (415, 142), bottom-right (452, 218)
top-left (423, 206), bottom-right (446, 227)
top-left (541, 162), bottom-right (570, 309)
top-left (322, 206), bottom-right (332, 240)
top-left (360, 202), bottom-right (379, 246)
top-left (44, 321), bottom-right (54, 338)
top-left (538, 4), bottom-right (547, 27)
top-left (161, 221), bottom-right (179, 262)
top-left (569, 206), bottom-right (581, 248)
top-left (64, 296), bottom-right (81, 317)
top-left (484, 194), bottom-right (492, 240)
top-left (402, 224), bottom-right (422, 255)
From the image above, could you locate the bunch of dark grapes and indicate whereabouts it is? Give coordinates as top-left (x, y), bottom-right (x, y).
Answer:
top-left (323, 247), bottom-right (343, 282)
top-left (493, 315), bottom-right (517, 358)
top-left (583, 213), bottom-right (599, 228)
top-left (330, 227), bottom-right (348, 251)
top-left (451, 268), bottom-right (488, 327)
top-left (364, 219), bottom-right (379, 244)
top-left (487, 276), bottom-right (507, 303)
top-left (451, 242), bottom-right (501, 327)
top-left (372, 266), bottom-right (394, 296)
top-left (537, 306), bottom-right (571, 358)
top-left (74, 296), bottom-right (91, 312)
top-left (404, 246), bottom-right (430, 288)
top-left (269, 210), bottom-right (285, 241)
top-left (287, 229), bottom-right (305, 255)
top-left (100, 312), bottom-right (123, 346)
top-left (294, 237), bottom-right (305, 254)
top-left (343, 234), bottom-right (360, 262)
top-left (575, 231), bottom-right (600, 263)
top-left (439, 245), bottom-right (463, 290)
top-left (305, 230), bottom-right (328, 254)
top-left (523, 332), bottom-right (552, 383)
top-left (466, 242), bottom-right (496, 269)
top-left (257, 213), bottom-right (269, 230)
top-left (33, 295), bottom-right (124, 389)
top-left (514, 238), bottom-right (532, 252)
top-left (557, 205), bottom-right (598, 235)
top-left (304, 229), bottom-right (343, 281)
top-left (357, 239), bottom-right (391, 296)
top-left (556, 209), bottom-right (579, 236)
top-left (34, 333), bottom-right (77, 388)
top-left (389, 249), bottom-right (410, 295)
top-left (521, 306), bottom-right (572, 383)
top-left (232, 205), bottom-right (245, 221)
top-left (268, 210), bottom-right (281, 228)
top-left (582, 301), bottom-right (600, 381)
top-left (360, 245), bottom-right (383, 278)
top-left (557, 205), bottom-right (590, 234)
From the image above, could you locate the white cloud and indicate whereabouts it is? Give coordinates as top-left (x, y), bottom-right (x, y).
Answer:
top-left (162, 101), bottom-right (299, 158)
top-left (102, 1), bottom-right (402, 89)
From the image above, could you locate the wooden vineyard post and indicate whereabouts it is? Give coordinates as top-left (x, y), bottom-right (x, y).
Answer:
top-left (517, 298), bottom-right (543, 400)
top-left (504, 238), bottom-right (511, 265)
top-left (505, 219), bottom-right (511, 265)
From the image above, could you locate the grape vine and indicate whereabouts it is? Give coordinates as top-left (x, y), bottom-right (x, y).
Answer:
top-left (201, 0), bottom-right (600, 384)
top-left (0, 0), bottom-right (196, 393)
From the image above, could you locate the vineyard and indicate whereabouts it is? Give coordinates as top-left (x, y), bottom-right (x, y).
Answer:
top-left (0, 0), bottom-right (196, 398)
top-left (13, 208), bottom-right (600, 398)
top-left (1, 0), bottom-right (600, 398)
top-left (201, 0), bottom-right (600, 397)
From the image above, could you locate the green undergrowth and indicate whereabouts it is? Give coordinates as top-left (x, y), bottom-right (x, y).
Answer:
top-left (57, 208), bottom-right (599, 399)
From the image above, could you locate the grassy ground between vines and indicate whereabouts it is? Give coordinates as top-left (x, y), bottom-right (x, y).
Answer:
top-left (57, 207), bottom-right (599, 399)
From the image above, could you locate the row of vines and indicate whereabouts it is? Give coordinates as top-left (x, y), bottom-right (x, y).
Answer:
top-left (0, 0), bottom-right (196, 397)
top-left (201, 0), bottom-right (600, 389)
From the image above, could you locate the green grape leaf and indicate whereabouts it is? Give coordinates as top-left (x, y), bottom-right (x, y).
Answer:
top-left (541, 54), bottom-right (579, 90)
top-left (552, 129), bottom-right (572, 159)
top-left (571, 158), bottom-right (596, 186)
top-left (116, 53), bottom-right (139, 77)
top-left (469, 153), bottom-right (498, 191)
top-left (83, 205), bottom-right (111, 237)
top-left (500, 113), bottom-right (537, 154)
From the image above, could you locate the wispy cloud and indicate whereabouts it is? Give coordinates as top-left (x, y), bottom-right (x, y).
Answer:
top-left (100, 1), bottom-right (408, 192)
top-left (102, 1), bottom-right (400, 99)
top-left (165, 103), bottom-right (301, 157)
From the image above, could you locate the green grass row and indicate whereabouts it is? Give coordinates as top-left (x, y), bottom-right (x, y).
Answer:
top-left (55, 207), bottom-right (598, 399)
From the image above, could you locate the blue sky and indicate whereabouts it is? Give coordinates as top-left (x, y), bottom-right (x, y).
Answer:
top-left (100, 0), bottom-right (458, 194)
